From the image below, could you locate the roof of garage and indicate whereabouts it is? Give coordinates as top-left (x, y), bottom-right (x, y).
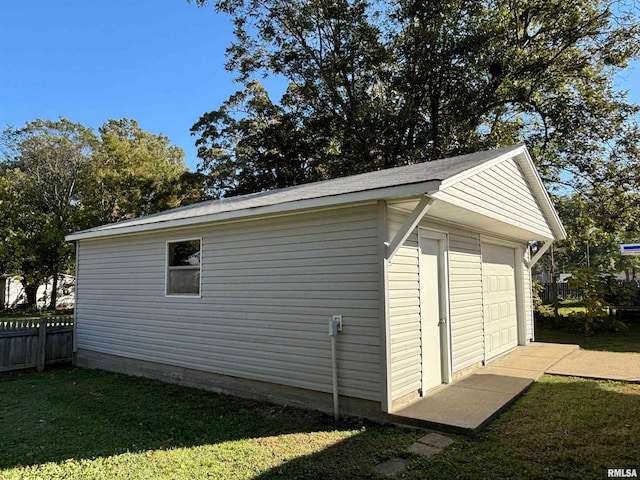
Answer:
top-left (66, 144), bottom-right (565, 242)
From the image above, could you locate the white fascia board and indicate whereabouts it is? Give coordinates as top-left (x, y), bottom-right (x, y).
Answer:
top-left (65, 180), bottom-right (442, 242)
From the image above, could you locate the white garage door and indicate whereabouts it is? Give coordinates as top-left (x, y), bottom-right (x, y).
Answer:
top-left (482, 243), bottom-right (518, 360)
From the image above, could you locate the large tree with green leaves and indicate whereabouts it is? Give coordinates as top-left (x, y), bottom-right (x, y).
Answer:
top-left (190, 0), bottom-right (640, 200)
top-left (1, 118), bottom-right (205, 309)
top-left (550, 190), bottom-right (640, 276)
top-left (0, 168), bottom-right (49, 306)
top-left (0, 118), bottom-right (96, 308)
top-left (84, 118), bottom-right (206, 226)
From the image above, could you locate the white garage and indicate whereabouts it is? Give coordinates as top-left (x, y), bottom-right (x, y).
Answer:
top-left (68, 143), bottom-right (566, 420)
top-left (482, 243), bottom-right (519, 360)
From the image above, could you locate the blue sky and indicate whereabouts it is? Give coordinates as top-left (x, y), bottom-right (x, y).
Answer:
top-left (1, 1), bottom-right (639, 171)
top-left (0, 1), bottom-right (242, 170)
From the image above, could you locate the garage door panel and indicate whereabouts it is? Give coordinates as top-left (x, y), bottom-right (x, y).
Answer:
top-left (482, 243), bottom-right (518, 360)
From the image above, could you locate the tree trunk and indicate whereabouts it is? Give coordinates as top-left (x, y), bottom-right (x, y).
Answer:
top-left (0, 277), bottom-right (6, 310)
top-left (24, 284), bottom-right (37, 309)
top-left (48, 274), bottom-right (58, 311)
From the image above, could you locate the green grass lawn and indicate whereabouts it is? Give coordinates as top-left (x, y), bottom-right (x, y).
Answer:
top-left (1, 368), bottom-right (639, 479)
top-left (0, 309), bottom-right (73, 322)
top-left (556, 306), bottom-right (586, 316)
top-left (535, 322), bottom-right (640, 352)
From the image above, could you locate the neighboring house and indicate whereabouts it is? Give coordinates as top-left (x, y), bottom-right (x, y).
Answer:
top-left (0, 275), bottom-right (75, 310)
top-left (66, 144), bottom-right (565, 420)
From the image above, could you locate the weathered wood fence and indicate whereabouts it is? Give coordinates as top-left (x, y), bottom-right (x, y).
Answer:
top-left (540, 283), bottom-right (581, 304)
top-left (0, 317), bottom-right (73, 373)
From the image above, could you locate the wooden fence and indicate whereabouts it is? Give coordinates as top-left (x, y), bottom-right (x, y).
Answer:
top-left (539, 279), bottom-right (640, 305)
top-left (540, 283), bottom-right (582, 304)
top-left (0, 317), bottom-right (74, 373)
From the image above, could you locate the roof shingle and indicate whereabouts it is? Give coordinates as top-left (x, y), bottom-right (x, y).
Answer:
top-left (76, 144), bottom-right (523, 236)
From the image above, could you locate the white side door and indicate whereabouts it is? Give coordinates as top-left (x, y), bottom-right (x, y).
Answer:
top-left (419, 230), bottom-right (450, 393)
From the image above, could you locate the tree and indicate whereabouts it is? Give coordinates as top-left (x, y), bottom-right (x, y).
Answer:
top-left (0, 169), bottom-right (46, 305)
top-left (84, 118), bottom-right (206, 225)
top-left (191, 0), bottom-right (390, 196)
top-left (192, 81), bottom-right (332, 196)
top-left (552, 190), bottom-right (640, 276)
top-left (0, 118), bottom-right (96, 308)
top-left (0, 118), bottom-right (206, 309)
top-left (190, 0), bottom-right (640, 200)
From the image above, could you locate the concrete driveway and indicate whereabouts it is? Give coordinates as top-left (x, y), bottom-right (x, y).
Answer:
top-left (545, 349), bottom-right (640, 383)
top-left (391, 343), bottom-right (579, 434)
top-left (392, 343), bottom-right (640, 435)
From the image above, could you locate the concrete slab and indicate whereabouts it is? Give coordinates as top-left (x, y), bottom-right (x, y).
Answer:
top-left (474, 365), bottom-right (542, 380)
top-left (546, 350), bottom-right (640, 382)
top-left (512, 343), bottom-right (579, 357)
top-left (453, 372), bottom-right (533, 395)
top-left (418, 432), bottom-right (455, 448)
top-left (392, 381), bottom-right (524, 434)
top-left (407, 442), bottom-right (442, 456)
top-left (488, 352), bottom-right (563, 371)
top-left (374, 458), bottom-right (409, 477)
top-left (529, 342), bottom-right (579, 350)
top-left (390, 342), bottom-right (576, 435)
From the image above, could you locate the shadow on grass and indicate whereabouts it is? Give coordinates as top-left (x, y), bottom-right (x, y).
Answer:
top-left (6, 368), bottom-right (637, 479)
top-left (0, 367), bottom-right (415, 475)
top-left (251, 376), bottom-right (640, 480)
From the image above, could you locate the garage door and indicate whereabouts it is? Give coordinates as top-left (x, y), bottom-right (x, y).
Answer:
top-left (482, 243), bottom-right (518, 360)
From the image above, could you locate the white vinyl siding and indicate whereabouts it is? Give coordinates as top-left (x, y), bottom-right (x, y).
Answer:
top-left (75, 204), bottom-right (381, 401)
top-left (387, 209), bottom-right (421, 401)
top-left (436, 158), bottom-right (554, 239)
top-left (388, 209), bottom-right (484, 400)
top-left (387, 207), bottom-right (486, 399)
top-left (446, 229), bottom-right (484, 372)
top-left (387, 205), bottom-right (542, 395)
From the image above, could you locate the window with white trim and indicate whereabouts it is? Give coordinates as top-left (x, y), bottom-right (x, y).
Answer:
top-left (166, 239), bottom-right (201, 296)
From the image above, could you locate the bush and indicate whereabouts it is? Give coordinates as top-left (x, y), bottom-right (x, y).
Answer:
top-left (532, 280), bottom-right (557, 326)
top-left (567, 268), bottom-right (627, 335)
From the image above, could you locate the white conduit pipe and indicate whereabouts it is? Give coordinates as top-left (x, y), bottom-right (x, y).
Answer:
top-left (329, 316), bottom-right (341, 422)
top-left (331, 333), bottom-right (339, 422)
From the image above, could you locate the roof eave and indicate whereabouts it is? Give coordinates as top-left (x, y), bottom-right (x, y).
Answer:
top-left (517, 148), bottom-right (567, 241)
top-left (439, 144), bottom-right (566, 242)
top-left (65, 180), bottom-right (442, 242)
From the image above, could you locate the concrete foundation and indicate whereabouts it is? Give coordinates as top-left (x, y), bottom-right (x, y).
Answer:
top-left (76, 349), bottom-right (387, 423)
top-left (76, 342), bottom-right (584, 435)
